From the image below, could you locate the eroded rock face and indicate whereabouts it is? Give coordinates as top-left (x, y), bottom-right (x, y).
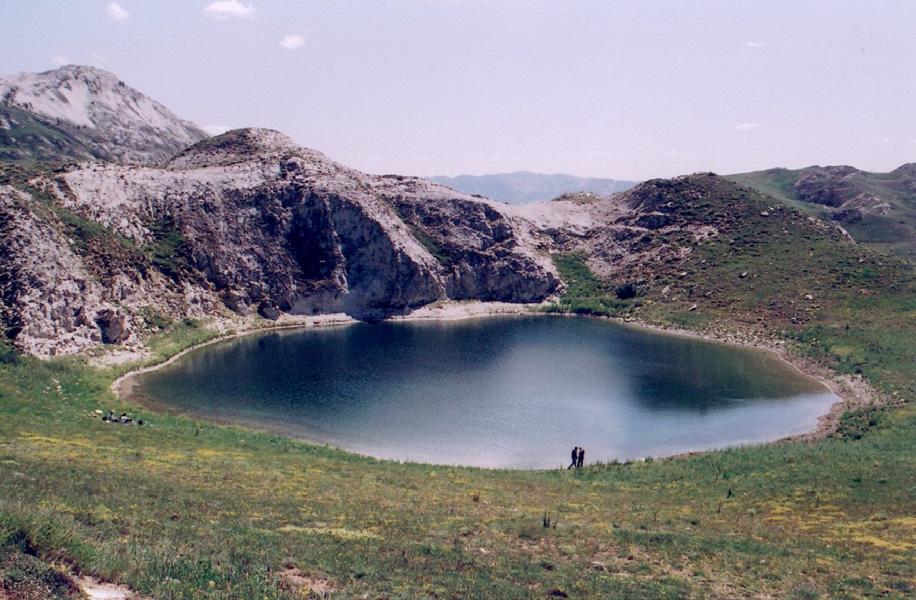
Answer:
top-left (386, 191), bottom-right (559, 302)
top-left (1, 129), bottom-right (562, 355)
top-left (793, 166), bottom-right (860, 208)
top-left (0, 186), bottom-right (134, 355)
top-left (4, 143), bottom-right (858, 358)
top-left (0, 180), bottom-right (226, 355)
top-left (94, 309), bottom-right (129, 344)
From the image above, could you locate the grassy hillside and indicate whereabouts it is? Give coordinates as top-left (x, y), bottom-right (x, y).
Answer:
top-left (726, 165), bottom-right (916, 260)
top-left (0, 105), bottom-right (96, 163)
top-left (1, 176), bottom-right (914, 598)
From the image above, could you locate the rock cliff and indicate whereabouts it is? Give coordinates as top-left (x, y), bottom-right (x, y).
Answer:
top-left (2, 143), bottom-right (874, 357)
top-left (1, 129), bottom-right (561, 355)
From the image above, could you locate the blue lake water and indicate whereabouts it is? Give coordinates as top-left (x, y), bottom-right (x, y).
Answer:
top-left (134, 316), bottom-right (837, 468)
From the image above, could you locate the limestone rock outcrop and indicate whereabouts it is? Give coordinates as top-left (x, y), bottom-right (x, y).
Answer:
top-left (1, 129), bottom-right (562, 355)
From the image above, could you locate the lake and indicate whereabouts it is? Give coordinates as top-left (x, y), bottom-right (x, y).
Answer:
top-left (133, 316), bottom-right (837, 468)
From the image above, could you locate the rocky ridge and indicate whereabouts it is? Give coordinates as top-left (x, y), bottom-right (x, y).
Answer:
top-left (4, 128), bottom-right (873, 357)
top-left (1, 128), bottom-right (565, 355)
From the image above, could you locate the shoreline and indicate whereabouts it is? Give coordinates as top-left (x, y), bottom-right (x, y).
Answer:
top-left (600, 317), bottom-right (880, 444)
top-left (110, 312), bottom-right (356, 401)
top-left (110, 300), bottom-right (882, 465)
top-left (110, 301), bottom-right (542, 401)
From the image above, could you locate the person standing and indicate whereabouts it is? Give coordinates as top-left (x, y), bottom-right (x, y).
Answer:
top-left (577, 446), bottom-right (585, 468)
top-left (568, 446), bottom-right (579, 469)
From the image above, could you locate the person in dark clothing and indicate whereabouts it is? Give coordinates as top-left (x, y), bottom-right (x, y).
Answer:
top-left (568, 446), bottom-right (579, 469)
top-left (576, 446), bottom-right (585, 468)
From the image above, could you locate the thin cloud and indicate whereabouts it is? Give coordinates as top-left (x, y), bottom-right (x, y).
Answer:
top-left (745, 41), bottom-right (763, 48)
top-left (204, 1), bottom-right (255, 19)
top-left (51, 55), bottom-right (72, 67)
top-left (735, 122), bottom-right (763, 131)
top-left (107, 2), bottom-right (129, 21)
top-left (280, 34), bottom-right (305, 50)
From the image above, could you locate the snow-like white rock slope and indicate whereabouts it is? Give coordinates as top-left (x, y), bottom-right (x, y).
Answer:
top-left (0, 65), bottom-right (208, 164)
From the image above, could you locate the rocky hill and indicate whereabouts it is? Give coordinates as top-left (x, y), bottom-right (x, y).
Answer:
top-left (0, 129), bottom-right (563, 356)
top-left (429, 171), bottom-right (636, 204)
top-left (6, 130), bottom-right (893, 359)
top-left (0, 65), bottom-right (208, 164)
top-left (727, 164), bottom-right (916, 259)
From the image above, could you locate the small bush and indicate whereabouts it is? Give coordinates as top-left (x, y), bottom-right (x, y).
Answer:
top-left (145, 216), bottom-right (192, 279)
top-left (0, 541), bottom-right (80, 600)
top-left (138, 308), bottom-right (171, 330)
top-left (615, 282), bottom-right (637, 299)
top-left (0, 337), bottom-right (17, 364)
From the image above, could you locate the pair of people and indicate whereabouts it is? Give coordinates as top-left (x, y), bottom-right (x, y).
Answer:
top-left (102, 410), bottom-right (142, 425)
top-left (102, 410), bottom-right (125, 423)
top-left (568, 446), bottom-right (585, 469)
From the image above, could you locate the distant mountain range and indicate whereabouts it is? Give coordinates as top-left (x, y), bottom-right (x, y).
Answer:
top-left (428, 172), bottom-right (637, 204)
top-left (727, 164), bottom-right (916, 259)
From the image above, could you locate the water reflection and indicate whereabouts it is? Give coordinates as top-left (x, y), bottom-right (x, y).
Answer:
top-left (137, 316), bottom-right (836, 468)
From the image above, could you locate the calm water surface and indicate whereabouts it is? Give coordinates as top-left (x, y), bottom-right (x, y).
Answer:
top-left (136, 317), bottom-right (837, 468)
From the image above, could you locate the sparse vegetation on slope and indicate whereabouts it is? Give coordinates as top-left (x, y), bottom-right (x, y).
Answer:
top-left (727, 165), bottom-right (916, 259)
top-left (0, 105), bottom-right (96, 163)
top-left (615, 175), bottom-right (916, 399)
top-left (544, 253), bottom-right (637, 316)
top-left (144, 216), bottom-right (193, 281)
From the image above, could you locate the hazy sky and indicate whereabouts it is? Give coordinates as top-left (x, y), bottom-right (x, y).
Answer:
top-left (1, 0), bottom-right (914, 179)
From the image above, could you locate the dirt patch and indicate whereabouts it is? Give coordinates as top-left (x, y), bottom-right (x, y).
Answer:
top-left (278, 567), bottom-right (335, 597)
top-left (75, 577), bottom-right (145, 600)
